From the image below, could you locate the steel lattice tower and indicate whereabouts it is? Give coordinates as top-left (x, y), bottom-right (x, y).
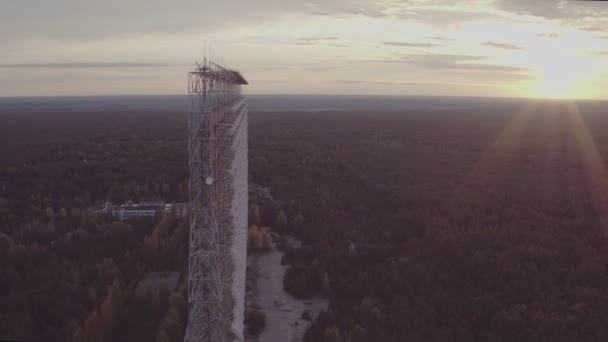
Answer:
top-left (184, 58), bottom-right (248, 342)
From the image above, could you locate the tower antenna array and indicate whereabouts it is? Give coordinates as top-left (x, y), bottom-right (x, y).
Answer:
top-left (184, 54), bottom-right (249, 342)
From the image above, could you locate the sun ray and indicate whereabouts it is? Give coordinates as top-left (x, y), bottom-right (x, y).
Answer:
top-left (441, 100), bottom-right (541, 227)
top-left (535, 101), bottom-right (560, 215)
top-left (565, 101), bottom-right (608, 236)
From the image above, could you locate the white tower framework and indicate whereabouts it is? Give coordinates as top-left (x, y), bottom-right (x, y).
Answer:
top-left (185, 58), bottom-right (248, 342)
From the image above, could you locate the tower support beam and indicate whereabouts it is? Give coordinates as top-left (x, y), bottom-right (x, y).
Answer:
top-left (185, 59), bottom-right (248, 342)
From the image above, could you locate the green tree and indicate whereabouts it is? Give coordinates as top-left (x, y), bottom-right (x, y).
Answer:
top-left (261, 231), bottom-right (273, 251)
top-left (322, 272), bottom-right (331, 295)
top-left (58, 207), bottom-right (68, 219)
top-left (70, 207), bottom-right (81, 226)
top-left (245, 308), bottom-right (266, 335)
top-left (156, 294), bottom-right (186, 342)
top-left (71, 327), bottom-right (84, 342)
top-left (99, 280), bottom-right (123, 336)
top-left (156, 329), bottom-right (171, 342)
top-left (276, 209), bottom-right (288, 231)
top-left (250, 204), bottom-right (262, 226)
top-left (352, 324), bottom-right (366, 341)
top-left (348, 242), bottom-right (357, 255)
top-left (85, 286), bottom-right (96, 305)
top-left (323, 326), bottom-right (343, 342)
top-left (293, 213), bottom-right (304, 230)
top-left (0, 233), bottom-right (13, 257)
top-left (45, 206), bottom-right (55, 221)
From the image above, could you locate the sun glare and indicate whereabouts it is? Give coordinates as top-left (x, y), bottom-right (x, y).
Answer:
top-left (532, 54), bottom-right (589, 99)
top-left (534, 70), bottom-right (582, 99)
top-left (526, 40), bottom-right (602, 99)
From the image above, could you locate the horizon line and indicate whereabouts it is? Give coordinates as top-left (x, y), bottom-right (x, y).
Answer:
top-left (0, 93), bottom-right (607, 101)
top-left (0, 93), bottom-right (608, 101)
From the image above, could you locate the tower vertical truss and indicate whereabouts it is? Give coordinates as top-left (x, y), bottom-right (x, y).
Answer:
top-left (185, 58), bottom-right (248, 342)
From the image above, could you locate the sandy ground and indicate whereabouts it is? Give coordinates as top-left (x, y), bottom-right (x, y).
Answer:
top-left (246, 233), bottom-right (327, 342)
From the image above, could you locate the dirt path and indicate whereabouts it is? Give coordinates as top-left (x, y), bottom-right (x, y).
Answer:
top-left (246, 233), bottom-right (327, 342)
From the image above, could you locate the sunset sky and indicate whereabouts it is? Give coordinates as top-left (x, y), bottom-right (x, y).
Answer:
top-left (3, 0), bottom-right (608, 98)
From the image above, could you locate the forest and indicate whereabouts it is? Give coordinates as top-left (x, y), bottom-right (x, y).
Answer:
top-left (250, 101), bottom-right (608, 342)
top-left (3, 99), bottom-right (608, 341)
top-left (0, 110), bottom-right (189, 341)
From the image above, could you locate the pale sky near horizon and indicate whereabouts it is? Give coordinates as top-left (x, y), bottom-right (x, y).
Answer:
top-left (2, 0), bottom-right (608, 99)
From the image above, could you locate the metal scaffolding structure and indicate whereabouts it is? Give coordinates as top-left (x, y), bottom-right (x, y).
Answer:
top-left (184, 57), bottom-right (248, 342)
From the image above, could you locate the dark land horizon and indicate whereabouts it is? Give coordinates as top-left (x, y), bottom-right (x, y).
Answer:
top-left (3, 97), bottom-right (608, 340)
top-left (4, 94), bottom-right (608, 116)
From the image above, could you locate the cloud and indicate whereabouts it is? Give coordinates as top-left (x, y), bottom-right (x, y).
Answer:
top-left (3, 0), bottom-right (588, 47)
top-left (305, 1), bottom-right (505, 27)
top-left (334, 79), bottom-right (424, 85)
top-left (424, 36), bottom-right (454, 41)
top-left (382, 42), bottom-right (437, 48)
top-left (382, 53), bottom-right (533, 76)
top-left (254, 62), bottom-right (342, 72)
top-left (581, 24), bottom-right (608, 32)
top-left (333, 79), bottom-right (456, 87)
top-left (0, 0), bottom-right (310, 44)
top-left (298, 37), bottom-right (339, 42)
top-left (332, 79), bottom-right (504, 89)
top-left (1, 0), bottom-right (602, 48)
top-left (397, 53), bottom-right (484, 65)
top-left (586, 50), bottom-right (608, 57)
top-left (2, 0), bottom-right (441, 44)
top-left (584, 26), bottom-right (603, 32)
top-left (451, 63), bottom-right (530, 73)
top-left (0, 62), bottom-right (171, 69)
top-left (305, 2), bottom-right (390, 18)
top-left (494, 0), bottom-right (565, 19)
top-left (0, 0), bottom-right (590, 97)
top-left (494, 0), bottom-right (608, 20)
top-left (395, 8), bottom-right (506, 27)
top-left (299, 64), bottom-right (342, 72)
top-left (538, 33), bottom-right (560, 39)
top-left (294, 37), bottom-right (341, 45)
top-left (482, 42), bottom-right (525, 50)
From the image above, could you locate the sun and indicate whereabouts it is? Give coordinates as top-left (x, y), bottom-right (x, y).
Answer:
top-left (534, 71), bottom-right (582, 99)
top-left (532, 56), bottom-right (590, 99)
top-left (526, 43), bottom-right (599, 99)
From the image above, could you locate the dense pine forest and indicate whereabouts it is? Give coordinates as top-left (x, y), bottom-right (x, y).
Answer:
top-left (0, 111), bottom-right (189, 341)
top-left (3, 99), bottom-right (608, 341)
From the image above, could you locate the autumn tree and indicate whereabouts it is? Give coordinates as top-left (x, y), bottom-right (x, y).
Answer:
top-left (81, 310), bottom-right (102, 342)
top-left (248, 225), bottom-right (272, 253)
